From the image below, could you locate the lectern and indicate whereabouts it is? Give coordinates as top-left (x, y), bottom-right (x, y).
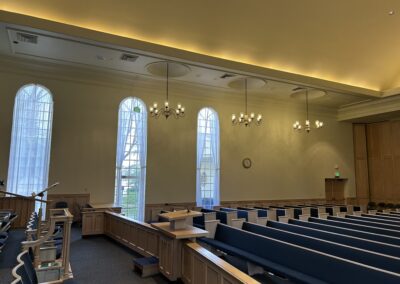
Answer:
top-left (151, 210), bottom-right (208, 281)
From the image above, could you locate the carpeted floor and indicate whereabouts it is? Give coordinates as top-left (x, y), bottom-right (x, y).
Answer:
top-left (0, 226), bottom-right (169, 284)
top-left (0, 229), bottom-right (25, 284)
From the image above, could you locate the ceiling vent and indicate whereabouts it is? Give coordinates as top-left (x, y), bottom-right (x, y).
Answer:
top-left (120, 53), bottom-right (139, 62)
top-left (16, 32), bottom-right (38, 44)
top-left (220, 73), bottom-right (236, 79)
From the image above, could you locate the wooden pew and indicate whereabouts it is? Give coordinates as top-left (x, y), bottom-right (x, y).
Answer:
top-left (268, 220), bottom-right (400, 258)
top-left (290, 219), bottom-right (400, 246)
top-left (310, 217), bottom-right (400, 238)
top-left (220, 207), bottom-right (259, 223)
top-left (199, 223), bottom-right (400, 283)
top-left (349, 214), bottom-right (400, 225)
top-left (328, 216), bottom-right (400, 231)
top-left (253, 206), bottom-right (277, 221)
top-left (241, 222), bottom-right (400, 273)
top-left (200, 208), bottom-right (238, 226)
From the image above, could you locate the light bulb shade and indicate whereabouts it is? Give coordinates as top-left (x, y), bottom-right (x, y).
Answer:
top-left (153, 103), bottom-right (158, 108)
top-left (164, 101), bottom-right (169, 107)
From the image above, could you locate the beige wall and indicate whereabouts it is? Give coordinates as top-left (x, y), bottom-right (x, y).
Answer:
top-left (0, 57), bottom-right (356, 204)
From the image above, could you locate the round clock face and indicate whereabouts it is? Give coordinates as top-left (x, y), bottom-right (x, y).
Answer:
top-left (242, 158), bottom-right (252, 169)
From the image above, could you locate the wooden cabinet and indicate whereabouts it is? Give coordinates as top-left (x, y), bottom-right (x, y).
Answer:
top-left (325, 178), bottom-right (347, 203)
top-left (151, 222), bottom-right (208, 281)
top-left (82, 211), bottom-right (104, 236)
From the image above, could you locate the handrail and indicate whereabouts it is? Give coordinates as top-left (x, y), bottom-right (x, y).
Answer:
top-left (0, 190), bottom-right (50, 203)
top-left (185, 242), bottom-right (260, 283)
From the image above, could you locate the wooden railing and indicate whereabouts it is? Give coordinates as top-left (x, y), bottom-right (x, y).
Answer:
top-left (0, 196), bottom-right (35, 228)
top-left (104, 211), bottom-right (159, 257)
top-left (182, 242), bottom-right (260, 284)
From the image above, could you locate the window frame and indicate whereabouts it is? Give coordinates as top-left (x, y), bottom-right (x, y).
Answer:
top-left (114, 97), bottom-right (148, 221)
top-left (196, 107), bottom-right (220, 209)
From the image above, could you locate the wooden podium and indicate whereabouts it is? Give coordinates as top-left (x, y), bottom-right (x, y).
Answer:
top-left (325, 178), bottom-right (347, 203)
top-left (152, 210), bottom-right (208, 281)
top-left (158, 210), bottom-right (202, 230)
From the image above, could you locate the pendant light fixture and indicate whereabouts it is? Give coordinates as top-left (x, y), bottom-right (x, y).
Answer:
top-left (149, 62), bottom-right (185, 119)
top-left (231, 78), bottom-right (262, 127)
top-left (293, 88), bottom-right (324, 132)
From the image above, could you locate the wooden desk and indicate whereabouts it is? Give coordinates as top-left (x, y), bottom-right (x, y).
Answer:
top-left (151, 222), bottom-right (208, 281)
top-left (82, 204), bottom-right (121, 236)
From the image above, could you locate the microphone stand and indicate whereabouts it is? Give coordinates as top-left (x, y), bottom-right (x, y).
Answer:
top-left (31, 182), bottom-right (60, 220)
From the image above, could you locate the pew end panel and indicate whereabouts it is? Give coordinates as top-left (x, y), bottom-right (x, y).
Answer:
top-left (225, 211), bottom-right (238, 226)
top-left (204, 212), bottom-right (216, 222)
top-left (204, 220), bottom-right (220, 239)
top-left (231, 218), bottom-right (246, 229)
top-left (267, 209), bottom-right (277, 221)
top-left (298, 214), bottom-right (310, 222)
top-left (318, 213), bottom-right (329, 219)
top-left (278, 216), bottom-right (289, 223)
top-left (256, 217), bottom-right (268, 226)
top-left (246, 210), bottom-right (258, 223)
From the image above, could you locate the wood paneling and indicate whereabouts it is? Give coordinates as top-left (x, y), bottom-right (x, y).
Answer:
top-left (47, 193), bottom-right (90, 222)
top-left (104, 211), bottom-right (159, 257)
top-left (0, 197), bottom-right (35, 228)
top-left (354, 121), bottom-right (400, 204)
top-left (353, 124), bottom-right (370, 205)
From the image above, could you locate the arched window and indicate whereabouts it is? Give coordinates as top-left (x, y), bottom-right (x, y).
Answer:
top-left (7, 84), bottom-right (54, 202)
top-left (196, 108), bottom-right (220, 208)
top-left (115, 97), bottom-right (147, 221)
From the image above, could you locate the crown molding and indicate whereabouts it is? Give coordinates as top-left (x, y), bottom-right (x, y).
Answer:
top-left (338, 95), bottom-right (400, 121)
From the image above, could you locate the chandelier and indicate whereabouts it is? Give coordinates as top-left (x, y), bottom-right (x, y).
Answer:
top-left (149, 62), bottom-right (185, 119)
top-left (231, 78), bottom-right (262, 127)
top-left (293, 88), bottom-right (324, 132)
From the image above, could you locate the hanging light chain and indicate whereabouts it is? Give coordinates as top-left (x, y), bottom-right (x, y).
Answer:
top-left (232, 78), bottom-right (262, 127)
top-left (149, 61), bottom-right (185, 119)
top-left (293, 88), bottom-right (324, 132)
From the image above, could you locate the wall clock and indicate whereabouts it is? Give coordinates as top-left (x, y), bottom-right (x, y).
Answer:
top-left (242, 158), bottom-right (252, 169)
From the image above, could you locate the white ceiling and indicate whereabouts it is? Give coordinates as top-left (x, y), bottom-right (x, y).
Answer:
top-left (1, 1), bottom-right (400, 93)
top-left (0, 23), bottom-right (370, 108)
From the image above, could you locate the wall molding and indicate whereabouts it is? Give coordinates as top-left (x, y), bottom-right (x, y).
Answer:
top-left (338, 95), bottom-right (400, 121)
top-left (0, 54), bottom-right (338, 117)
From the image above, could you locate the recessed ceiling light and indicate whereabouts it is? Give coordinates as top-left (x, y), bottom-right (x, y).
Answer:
top-left (389, 10), bottom-right (395, 15)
